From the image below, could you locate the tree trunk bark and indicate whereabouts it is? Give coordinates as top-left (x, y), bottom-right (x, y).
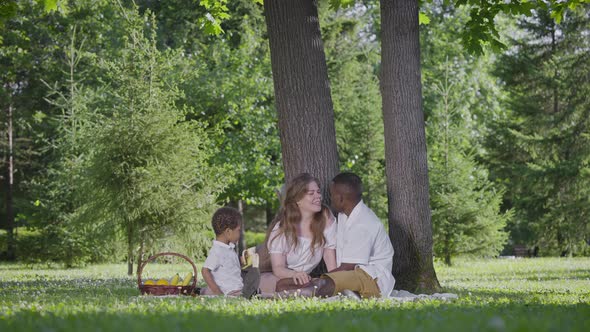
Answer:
top-left (5, 104), bottom-right (16, 261)
top-left (238, 200), bottom-right (246, 254)
top-left (264, 0), bottom-right (339, 198)
top-left (127, 222), bottom-right (134, 276)
top-left (380, 0), bottom-right (441, 293)
top-left (136, 238), bottom-right (144, 276)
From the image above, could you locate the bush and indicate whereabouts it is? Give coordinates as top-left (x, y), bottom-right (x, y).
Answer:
top-left (245, 231), bottom-right (266, 248)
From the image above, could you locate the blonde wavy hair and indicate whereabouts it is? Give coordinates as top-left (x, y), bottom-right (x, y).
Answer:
top-left (266, 173), bottom-right (327, 254)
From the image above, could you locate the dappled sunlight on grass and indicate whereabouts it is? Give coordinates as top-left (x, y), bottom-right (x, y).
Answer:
top-left (1, 258), bottom-right (589, 331)
top-left (435, 257), bottom-right (590, 306)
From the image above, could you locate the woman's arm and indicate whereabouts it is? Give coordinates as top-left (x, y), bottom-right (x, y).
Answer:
top-left (270, 253), bottom-right (311, 285)
top-left (201, 267), bottom-right (223, 295)
top-left (323, 248), bottom-right (337, 272)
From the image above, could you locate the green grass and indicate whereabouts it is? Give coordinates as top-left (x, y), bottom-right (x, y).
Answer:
top-left (1, 258), bottom-right (589, 331)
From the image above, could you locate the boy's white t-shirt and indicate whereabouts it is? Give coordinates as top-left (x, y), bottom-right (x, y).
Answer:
top-left (267, 219), bottom-right (337, 274)
top-left (202, 240), bottom-right (243, 295)
top-left (336, 200), bottom-right (395, 297)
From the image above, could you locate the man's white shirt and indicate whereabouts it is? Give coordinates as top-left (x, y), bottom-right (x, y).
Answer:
top-left (336, 200), bottom-right (395, 297)
top-left (202, 240), bottom-right (243, 295)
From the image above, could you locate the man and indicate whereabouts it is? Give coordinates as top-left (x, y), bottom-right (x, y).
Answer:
top-left (276, 172), bottom-right (394, 298)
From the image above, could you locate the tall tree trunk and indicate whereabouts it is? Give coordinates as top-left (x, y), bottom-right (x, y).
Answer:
top-left (5, 104), bottom-right (16, 261)
top-left (136, 238), bottom-right (144, 276)
top-left (264, 0), bottom-right (339, 197)
top-left (127, 222), bottom-right (134, 276)
top-left (380, 0), bottom-right (440, 293)
top-left (238, 200), bottom-right (246, 254)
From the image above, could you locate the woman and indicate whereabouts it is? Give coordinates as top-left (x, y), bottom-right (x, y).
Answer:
top-left (258, 173), bottom-right (337, 294)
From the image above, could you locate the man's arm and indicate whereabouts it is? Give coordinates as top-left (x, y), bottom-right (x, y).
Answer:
top-left (201, 267), bottom-right (223, 295)
top-left (323, 249), bottom-right (337, 272)
top-left (328, 263), bottom-right (357, 273)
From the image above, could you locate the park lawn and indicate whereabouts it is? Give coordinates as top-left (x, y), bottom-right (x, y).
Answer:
top-left (0, 258), bottom-right (588, 332)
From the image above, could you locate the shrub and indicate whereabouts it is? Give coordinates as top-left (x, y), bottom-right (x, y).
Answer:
top-left (245, 231), bottom-right (266, 248)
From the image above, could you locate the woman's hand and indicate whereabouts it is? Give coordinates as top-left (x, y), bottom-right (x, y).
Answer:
top-left (292, 271), bottom-right (311, 285)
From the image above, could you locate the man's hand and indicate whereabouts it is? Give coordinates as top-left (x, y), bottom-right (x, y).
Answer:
top-left (329, 263), bottom-right (356, 273)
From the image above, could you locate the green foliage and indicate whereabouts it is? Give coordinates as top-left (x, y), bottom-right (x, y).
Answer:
top-left (1, 0), bottom-right (588, 269)
top-left (321, 3), bottom-right (388, 219)
top-left (0, 1), bottom-right (18, 25)
top-left (20, 0), bottom-right (143, 265)
top-left (328, 0), bottom-right (356, 10)
top-left (187, 1), bottom-right (283, 210)
top-left (198, 0), bottom-right (230, 35)
top-left (0, 258), bottom-right (588, 331)
top-left (422, 4), bottom-right (511, 265)
top-left (454, 0), bottom-right (585, 55)
top-left (426, 65), bottom-right (510, 264)
top-left (244, 231), bottom-right (265, 248)
top-left (0, 227), bottom-right (102, 266)
top-left (0, 0), bottom-right (95, 263)
top-left (75, 5), bottom-right (229, 265)
top-left (35, 0), bottom-right (69, 14)
top-left (489, 5), bottom-right (590, 256)
top-left (1, 0), bottom-right (281, 264)
top-left (136, 0), bottom-right (283, 216)
top-left (419, 12), bottom-right (431, 25)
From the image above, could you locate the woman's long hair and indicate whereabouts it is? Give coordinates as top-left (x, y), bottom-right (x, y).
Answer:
top-left (266, 173), bottom-right (327, 254)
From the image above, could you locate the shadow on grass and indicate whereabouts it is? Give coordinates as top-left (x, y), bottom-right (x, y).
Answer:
top-left (443, 268), bottom-right (590, 282)
top-left (1, 299), bottom-right (589, 332)
top-left (442, 286), bottom-right (589, 302)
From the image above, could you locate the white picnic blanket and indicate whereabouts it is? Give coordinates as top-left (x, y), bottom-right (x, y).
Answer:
top-left (387, 289), bottom-right (458, 302)
top-left (321, 289), bottom-right (458, 302)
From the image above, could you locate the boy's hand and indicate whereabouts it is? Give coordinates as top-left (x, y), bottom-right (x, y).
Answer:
top-left (201, 267), bottom-right (224, 296)
top-left (241, 247), bottom-right (257, 269)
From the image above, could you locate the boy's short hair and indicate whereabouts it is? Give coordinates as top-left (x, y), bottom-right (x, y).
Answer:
top-left (211, 207), bottom-right (242, 235)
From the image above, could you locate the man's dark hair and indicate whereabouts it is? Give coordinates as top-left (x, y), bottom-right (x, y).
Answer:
top-left (211, 207), bottom-right (242, 235)
top-left (332, 172), bottom-right (363, 200)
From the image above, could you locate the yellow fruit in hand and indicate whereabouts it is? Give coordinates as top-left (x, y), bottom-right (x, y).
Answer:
top-left (144, 279), bottom-right (155, 286)
top-left (181, 272), bottom-right (193, 286)
top-left (156, 278), bottom-right (169, 286)
top-left (170, 273), bottom-right (180, 286)
top-left (244, 254), bottom-right (253, 267)
top-left (241, 247), bottom-right (256, 269)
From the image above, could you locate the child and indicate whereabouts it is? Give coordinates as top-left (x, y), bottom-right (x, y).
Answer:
top-left (200, 207), bottom-right (259, 298)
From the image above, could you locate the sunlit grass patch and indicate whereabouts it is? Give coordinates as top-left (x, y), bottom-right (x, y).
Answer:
top-left (1, 258), bottom-right (589, 331)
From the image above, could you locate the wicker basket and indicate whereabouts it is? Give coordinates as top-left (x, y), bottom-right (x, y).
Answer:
top-left (138, 252), bottom-right (197, 296)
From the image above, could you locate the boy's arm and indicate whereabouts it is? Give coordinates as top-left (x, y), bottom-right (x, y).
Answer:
top-left (201, 267), bottom-right (223, 295)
